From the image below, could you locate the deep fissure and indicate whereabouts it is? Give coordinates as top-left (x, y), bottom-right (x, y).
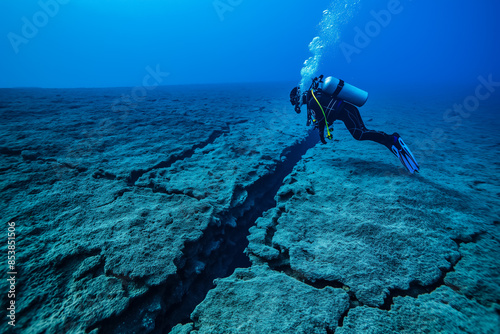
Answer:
top-left (99, 125), bottom-right (484, 331)
top-left (156, 129), bottom-right (320, 333)
top-left (90, 129), bottom-right (319, 333)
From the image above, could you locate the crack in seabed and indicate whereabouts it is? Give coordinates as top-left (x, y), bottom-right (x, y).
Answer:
top-left (253, 217), bottom-right (486, 330)
top-left (377, 233), bottom-right (484, 310)
top-left (334, 234), bottom-right (485, 330)
top-left (126, 126), bottom-right (230, 186)
top-left (103, 126), bottom-right (485, 333)
top-left (90, 130), bottom-right (319, 334)
top-left (157, 129), bottom-right (320, 333)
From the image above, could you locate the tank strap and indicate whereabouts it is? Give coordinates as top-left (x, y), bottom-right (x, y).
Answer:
top-left (332, 79), bottom-right (344, 97)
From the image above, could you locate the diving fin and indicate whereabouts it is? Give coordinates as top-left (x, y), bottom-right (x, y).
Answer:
top-left (390, 133), bottom-right (419, 174)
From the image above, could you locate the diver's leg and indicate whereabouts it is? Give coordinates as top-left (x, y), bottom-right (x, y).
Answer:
top-left (338, 103), bottom-right (420, 173)
top-left (338, 103), bottom-right (392, 146)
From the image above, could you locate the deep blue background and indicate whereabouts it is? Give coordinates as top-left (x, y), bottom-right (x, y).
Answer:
top-left (1, 0), bottom-right (499, 89)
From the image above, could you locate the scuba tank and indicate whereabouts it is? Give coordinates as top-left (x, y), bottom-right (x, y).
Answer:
top-left (322, 76), bottom-right (368, 107)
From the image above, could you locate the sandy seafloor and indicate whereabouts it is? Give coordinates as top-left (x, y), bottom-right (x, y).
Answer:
top-left (0, 83), bottom-right (499, 333)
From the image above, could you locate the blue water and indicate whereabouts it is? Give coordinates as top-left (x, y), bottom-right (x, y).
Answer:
top-left (1, 0), bottom-right (499, 89)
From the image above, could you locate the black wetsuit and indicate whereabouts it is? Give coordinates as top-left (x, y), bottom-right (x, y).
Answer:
top-left (306, 89), bottom-right (393, 147)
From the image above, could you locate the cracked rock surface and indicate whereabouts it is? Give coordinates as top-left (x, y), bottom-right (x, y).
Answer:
top-left (182, 95), bottom-right (500, 333)
top-left (173, 265), bottom-right (349, 334)
top-left (2, 87), bottom-right (499, 333)
top-left (249, 139), bottom-right (485, 307)
top-left (336, 286), bottom-right (499, 334)
top-left (445, 234), bottom-right (500, 308)
top-left (0, 85), bottom-right (308, 333)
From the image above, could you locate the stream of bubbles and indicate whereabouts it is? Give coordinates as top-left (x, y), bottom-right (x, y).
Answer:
top-left (299, 0), bottom-right (361, 92)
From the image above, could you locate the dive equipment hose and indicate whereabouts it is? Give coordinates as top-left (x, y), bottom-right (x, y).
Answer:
top-left (311, 89), bottom-right (332, 140)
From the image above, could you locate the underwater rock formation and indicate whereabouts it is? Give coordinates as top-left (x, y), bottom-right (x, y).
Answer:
top-left (336, 286), bottom-right (499, 333)
top-left (173, 265), bottom-right (349, 334)
top-left (248, 141), bottom-right (486, 307)
top-left (1, 86), bottom-right (499, 333)
top-left (0, 85), bottom-right (310, 333)
top-left (173, 96), bottom-right (500, 333)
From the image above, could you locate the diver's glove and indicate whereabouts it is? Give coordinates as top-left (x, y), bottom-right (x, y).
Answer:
top-left (318, 123), bottom-right (333, 144)
top-left (326, 126), bottom-right (333, 140)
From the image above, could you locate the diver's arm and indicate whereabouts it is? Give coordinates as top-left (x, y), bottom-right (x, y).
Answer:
top-left (306, 93), bottom-right (327, 144)
top-left (314, 100), bottom-right (327, 144)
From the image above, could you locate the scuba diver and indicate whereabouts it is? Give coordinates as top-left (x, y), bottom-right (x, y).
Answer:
top-left (290, 75), bottom-right (419, 174)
